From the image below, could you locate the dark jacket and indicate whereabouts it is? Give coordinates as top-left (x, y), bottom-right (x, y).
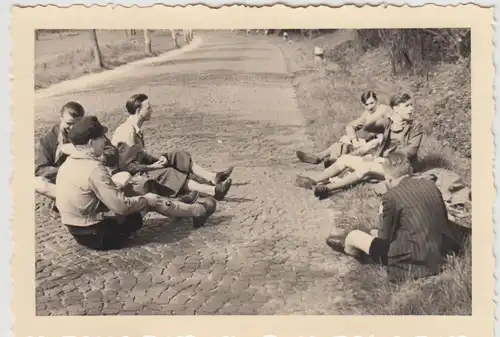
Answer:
top-left (378, 177), bottom-right (462, 283)
top-left (35, 124), bottom-right (119, 181)
top-left (375, 118), bottom-right (423, 167)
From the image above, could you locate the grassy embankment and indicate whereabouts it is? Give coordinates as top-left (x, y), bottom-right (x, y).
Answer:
top-left (276, 29), bottom-right (471, 315)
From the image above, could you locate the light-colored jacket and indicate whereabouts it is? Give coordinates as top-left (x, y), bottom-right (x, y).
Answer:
top-left (111, 115), bottom-right (159, 174)
top-left (55, 149), bottom-right (149, 227)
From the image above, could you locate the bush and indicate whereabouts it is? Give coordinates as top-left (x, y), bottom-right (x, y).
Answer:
top-left (356, 28), bottom-right (471, 76)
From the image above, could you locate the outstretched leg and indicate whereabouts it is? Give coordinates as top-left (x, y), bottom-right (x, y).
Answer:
top-left (186, 178), bottom-right (232, 201)
top-left (314, 159), bottom-right (385, 198)
top-left (326, 229), bottom-right (389, 264)
top-left (296, 154), bottom-right (364, 190)
top-left (191, 162), bottom-right (234, 185)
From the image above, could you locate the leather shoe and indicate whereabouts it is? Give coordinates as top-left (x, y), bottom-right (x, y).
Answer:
top-left (295, 175), bottom-right (316, 190)
top-left (314, 185), bottom-right (330, 199)
top-left (326, 235), bottom-right (345, 253)
top-left (214, 166), bottom-right (234, 184)
top-left (214, 178), bottom-right (232, 201)
top-left (296, 150), bottom-right (321, 164)
top-left (323, 158), bottom-right (336, 168)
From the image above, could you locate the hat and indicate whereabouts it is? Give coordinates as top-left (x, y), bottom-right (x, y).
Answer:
top-left (68, 115), bottom-right (108, 145)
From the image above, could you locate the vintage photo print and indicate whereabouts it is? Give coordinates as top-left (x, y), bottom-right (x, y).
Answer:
top-left (10, 4), bottom-right (494, 337)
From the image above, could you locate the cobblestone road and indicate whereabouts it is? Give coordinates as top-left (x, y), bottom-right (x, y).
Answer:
top-left (35, 31), bottom-right (356, 315)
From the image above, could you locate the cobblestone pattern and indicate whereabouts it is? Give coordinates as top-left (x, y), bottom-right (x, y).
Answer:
top-left (35, 32), bottom-right (356, 315)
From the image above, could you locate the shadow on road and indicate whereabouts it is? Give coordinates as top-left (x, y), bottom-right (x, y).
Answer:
top-left (224, 196), bottom-right (255, 203)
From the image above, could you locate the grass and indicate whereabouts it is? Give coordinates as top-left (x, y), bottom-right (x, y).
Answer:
top-left (35, 30), bottom-right (186, 90)
top-left (275, 30), bottom-right (472, 315)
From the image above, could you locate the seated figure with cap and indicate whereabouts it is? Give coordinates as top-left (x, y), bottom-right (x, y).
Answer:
top-left (55, 116), bottom-right (216, 251)
top-left (325, 151), bottom-right (468, 284)
top-left (111, 93), bottom-right (234, 203)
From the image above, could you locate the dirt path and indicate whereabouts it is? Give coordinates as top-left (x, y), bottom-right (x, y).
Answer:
top-left (35, 31), bottom-right (355, 315)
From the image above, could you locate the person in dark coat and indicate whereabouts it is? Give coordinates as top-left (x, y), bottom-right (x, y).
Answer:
top-left (34, 101), bottom-right (119, 202)
top-left (325, 152), bottom-right (467, 283)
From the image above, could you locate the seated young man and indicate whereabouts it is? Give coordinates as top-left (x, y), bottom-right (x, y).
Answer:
top-left (111, 93), bottom-right (233, 201)
top-left (296, 93), bottom-right (423, 199)
top-left (324, 152), bottom-right (467, 284)
top-left (295, 91), bottom-right (392, 167)
top-left (56, 116), bottom-right (216, 251)
top-left (35, 102), bottom-right (119, 207)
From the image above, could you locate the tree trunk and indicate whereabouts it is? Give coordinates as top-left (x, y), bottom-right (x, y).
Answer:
top-left (171, 30), bottom-right (179, 48)
top-left (143, 29), bottom-right (153, 54)
top-left (90, 29), bottom-right (104, 69)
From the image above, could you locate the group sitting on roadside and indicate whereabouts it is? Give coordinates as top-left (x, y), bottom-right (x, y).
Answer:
top-left (34, 95), bottom-right (234, 251)
top-left (34, 88), bottom-right (472, 285)
top-left (295, 90), bottom-right (472, 284)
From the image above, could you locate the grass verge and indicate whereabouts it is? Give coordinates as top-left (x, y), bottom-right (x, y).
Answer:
top-left (276, 30), bottom-right (471, 315)
top-left (35, 30), bottom-right (186, 90)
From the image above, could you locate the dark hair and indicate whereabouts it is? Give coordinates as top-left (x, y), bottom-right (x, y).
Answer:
top-left (125, 93), bottom-right (149, 115)
top-left (60, 101), bottom-right (85, 118)
top-left (381, 151), bottom-right (413, 178)
top-left (361, 91), bottom-right (377, 104)
top-left (390, 93), bottom-right (412, 108)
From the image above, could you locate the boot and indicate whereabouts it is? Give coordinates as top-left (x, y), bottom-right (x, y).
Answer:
top-left (214, 178), bottom-right (232, 201)
top-left (192, 196), bottom-right (217, 228)
top-left (325, 234), bottom-right (346, 253)
top-left (323, 157), bottom-right (337, 169)
top-left (296, 150), bottom-right (322, 164)
top-left (214, 166), bottom-right (234, 184)
top-left (314, 185), bottom-right (331, 200)
top-left (295, 175), bottom-right (317, 190)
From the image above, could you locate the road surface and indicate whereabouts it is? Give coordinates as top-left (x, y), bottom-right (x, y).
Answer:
top-left (35, 31), bottom-right (355, 315)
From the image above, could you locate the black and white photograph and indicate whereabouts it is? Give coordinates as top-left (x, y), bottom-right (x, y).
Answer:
top-left (32, 26), bottom-right (475, 316)
top-left (7, 6), bottom-right (491, 334)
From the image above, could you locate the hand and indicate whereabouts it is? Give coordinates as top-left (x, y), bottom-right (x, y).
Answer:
top-left (157, 156), bottom-right (168, 166)
top-left (111, 171), bottom-right (132, 189)
top-left (143, 192), bottom-right (161, 209)
top-left (148, 160), bottom-right (164, 169)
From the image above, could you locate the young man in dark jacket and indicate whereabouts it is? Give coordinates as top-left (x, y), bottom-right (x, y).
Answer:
top-left (34, 102), bottom-right (119, 202)
top-left (325, 152), bottom-right (466, 283)
top-left (296, 93), bottom-right (423, 199)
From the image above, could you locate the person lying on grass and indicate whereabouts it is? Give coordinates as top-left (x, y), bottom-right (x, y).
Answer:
top-left (324, 152), bottom-right (469, 284)
top-left (295, 91), bottom-right (393, 168)
top-left (111, 93), bottom-right (233, 202)
top-left (34, 101), bottom-right (119, 211)
top-left (296, 93), bottom-right (423, 199)
top-left (55, 116), bottom-right (217, 252)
